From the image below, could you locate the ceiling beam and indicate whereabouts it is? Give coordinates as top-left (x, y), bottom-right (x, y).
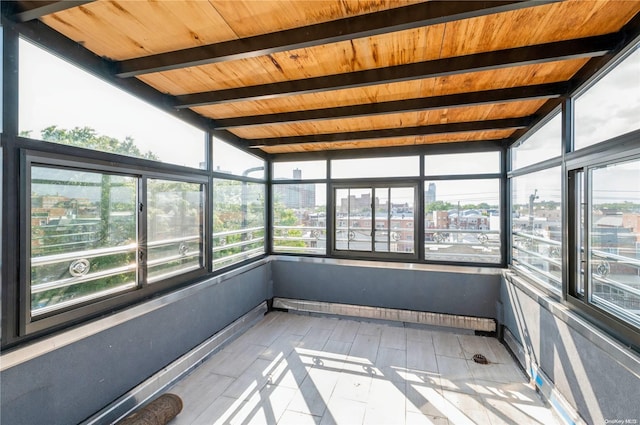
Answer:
top-left (115, 0), bottom-right (559, 78)
top-left (9, 1), bottom-right (94, 23)
top-left (507, 12), bottom-right (640, 146)
top-left (216, 82), bottom-right (568, 130)
top-left (5, 18), bottom-right (266, 158)
top-left (176, 33), bottom-right (621, 109)
top-left (246, 117), bottom-right (533, 147)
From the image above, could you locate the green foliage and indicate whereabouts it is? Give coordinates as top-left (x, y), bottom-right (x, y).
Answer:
top-left (37, 125), bottom-right (160, 160)
top-left (425, 200), bottom-right (454, 212)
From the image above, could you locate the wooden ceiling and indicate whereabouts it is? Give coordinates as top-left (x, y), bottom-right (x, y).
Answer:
top-left (5, 0), bottom-right (640, 155)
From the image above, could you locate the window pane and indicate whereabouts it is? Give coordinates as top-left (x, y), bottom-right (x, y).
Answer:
top-left (212, 138), bottom-right (265, 178)
top-left (425, 151), bottom-right (500, 175)
top-left (425, 179), bottom-right (501, 263)
top-left (589, 159), bottom-right (640, 326)
top-left (332, 156), bottom-right (419, 178)
top-left (375, 187), bottom-right (415, 254)
top-left (273, 160), bottom-right (326, 180)
top-left (336, 186), bottom-right (415, 254)
top-left (511, 167), bottom-right (562, 290)
top-left (336, 188), bottom-right (372, 251)
top-left (147, 179), bottom-right (203, 282)
top-left (273, 183), bottom-right (326, 254)
top-left (511, 114), bottom-right (561, 170)
top-left (213, 179), bottom-right (265, 269)
top-left (575, 44), bottom-right (640, 150)
top-left (30, 166), bottom-right (137, 315)
top-left (19, 39), bottom-right (205, 168)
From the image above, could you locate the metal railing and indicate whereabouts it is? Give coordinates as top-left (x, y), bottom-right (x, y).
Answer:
top-left (511, 230), bottom-right (640, 320)
top-left (212, 227), bottom-right (265, 268)
top-left (273, 225), bottom-right (326, 254)
top-left (423, 228), bottom-right (501, 262)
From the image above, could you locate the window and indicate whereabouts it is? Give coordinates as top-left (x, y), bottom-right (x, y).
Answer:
top-left (511, 114), bottom-right (561, 170)
top-left (574, 44), bottom-right (640, 150)
top-left (19, 39), bottom-right (205, 168)
top-left (425, 151), bottom-right (500, 175)
top-left (570, 158), bottom-right (640, 328)
top-left (273, 183), bottom-right (326, 254)
top-left (273, 160), bottom-right (326, 180)
top-left (425, 179), bottom-right (501, 263)
top-left (212, 179), bottom-right (265, 269)
top-left (334, 185), bottom-right (416, 256)
top-left (147, 179), bottom-right (204, 282)
top-left (212, 138), bottom-right (265, 179)
top-left (511, 167), bottom-right (562, 290)
top-left (29, 164), bottom-right (138, 317)
top-left (332, 156), bottom-right (419, 179)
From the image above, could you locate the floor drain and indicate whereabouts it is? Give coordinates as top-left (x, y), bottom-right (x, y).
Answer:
top-left (472, 353), bottom-right (489, 364)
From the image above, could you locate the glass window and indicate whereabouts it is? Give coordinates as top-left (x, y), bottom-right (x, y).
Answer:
top-left (273, 160), bottom-right (326, 180)
top-left (212, 138), bottom-right (265, 179)
top-left (212, 179), bottom-right (265, 269)
top-left (147, 179), bottom-right (204, 282)
top-left (425, 179), bottom-right (501, 263)
top-left (19, 39), bottom-right (205, 168)
top-left (335, 186), bottom-right (415, 254)
top-left (511, 114), bottom-right (561, 170)
top-left (587, 159), bottom-right (640, 326)
top-left (425, 151), bottom-right (500, 176)
top-left (30, 166), bottom-right (137, 316)
top-left (511, 167), bottom-right (562, 290)
top-left (575, 44), bottom-right (640, 150)
top-left (332, 156), bottom-right (419, 179)
top-left (273, 183), bottom-right (326, 254)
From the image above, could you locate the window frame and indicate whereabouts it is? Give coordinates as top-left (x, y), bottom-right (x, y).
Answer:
top-left (565, 137), bottom-right (640, 350)
top-left (20, 149), bottom-right (209, 336)
top-left (331, 180), bottom-right (420, 261)
top-left (211, 176), bottom-right (267, 272)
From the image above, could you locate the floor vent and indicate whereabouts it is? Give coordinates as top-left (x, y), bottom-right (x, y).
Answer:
top-left (473, 353), bottom-right (489, 364)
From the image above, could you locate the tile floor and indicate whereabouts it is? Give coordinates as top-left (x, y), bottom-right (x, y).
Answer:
top-left (168, 312), bottom-right (561, 425)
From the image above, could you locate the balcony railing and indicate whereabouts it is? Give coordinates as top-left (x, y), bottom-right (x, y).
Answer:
top-left (31, 243), bottom-right (138, 316)
top-left (512, 230), bottom-right (640, 323)
top-left (424, 228), bottom-right (501, 263)
top-left (273, 225), bottom-right (326, 254)
top-left (212, 226), bottom-right (265, 268)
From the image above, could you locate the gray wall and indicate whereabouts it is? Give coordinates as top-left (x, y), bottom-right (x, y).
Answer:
top-left (0, 262), bottom-right (270, 425)
top-left (501, 274), bottom-right (640, 424)
top-left (272, 259), bottom-right (501, 319)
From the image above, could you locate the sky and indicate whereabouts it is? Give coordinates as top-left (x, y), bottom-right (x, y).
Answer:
top-left (19, 38), bottom-right (206, 168)
top-left (16, 36), bottom-right (640, 207)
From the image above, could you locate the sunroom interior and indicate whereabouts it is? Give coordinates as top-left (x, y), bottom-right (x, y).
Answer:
top-left (1, 1), bottom-right (640, 424)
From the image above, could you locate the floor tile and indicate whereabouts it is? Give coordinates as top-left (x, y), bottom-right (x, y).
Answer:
top-left (167, 312), bottom-right (562, 425)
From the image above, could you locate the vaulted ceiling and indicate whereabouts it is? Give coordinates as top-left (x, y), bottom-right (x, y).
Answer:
top-left (5, 0), bottom-right (640, 155)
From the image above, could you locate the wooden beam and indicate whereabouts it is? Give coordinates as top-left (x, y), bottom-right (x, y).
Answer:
top-left (215, 82), bottom-right (568, 130)
top-left (9, 1), bottom-right (94, 23)
top-left (176, 34), bottom-right (621, 109)
top-left (115, 0), bottom-right (558, 78)
top-left (6, 18), bottom-right (265, 158)
top-left (246, 117), bottom-right (533, 147)
top-left (507, 12), bottom-right (640, 146)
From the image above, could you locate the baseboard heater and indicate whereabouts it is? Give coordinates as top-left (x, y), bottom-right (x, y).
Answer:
top-left (272, 298), bottom-right (496, 333)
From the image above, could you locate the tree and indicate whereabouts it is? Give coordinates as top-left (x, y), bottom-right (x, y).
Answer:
top-left (36, 125), bottom-right (160, 160)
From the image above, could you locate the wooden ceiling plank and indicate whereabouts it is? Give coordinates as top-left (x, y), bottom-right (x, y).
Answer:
top-left (115, 0), bottom-right (558, 78)
top-left (246, 117), bottom-right (532, 147)
top-left (507, 9), bottom-right (640, 146)
top-left (175, 33), bottom-right (621, 109)
top-left (231, 99), bottom-right (546, 139)
top-left (215, 82), bottom-right (568, 129)
top-left (9, 0), bottom-right (94, 23)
